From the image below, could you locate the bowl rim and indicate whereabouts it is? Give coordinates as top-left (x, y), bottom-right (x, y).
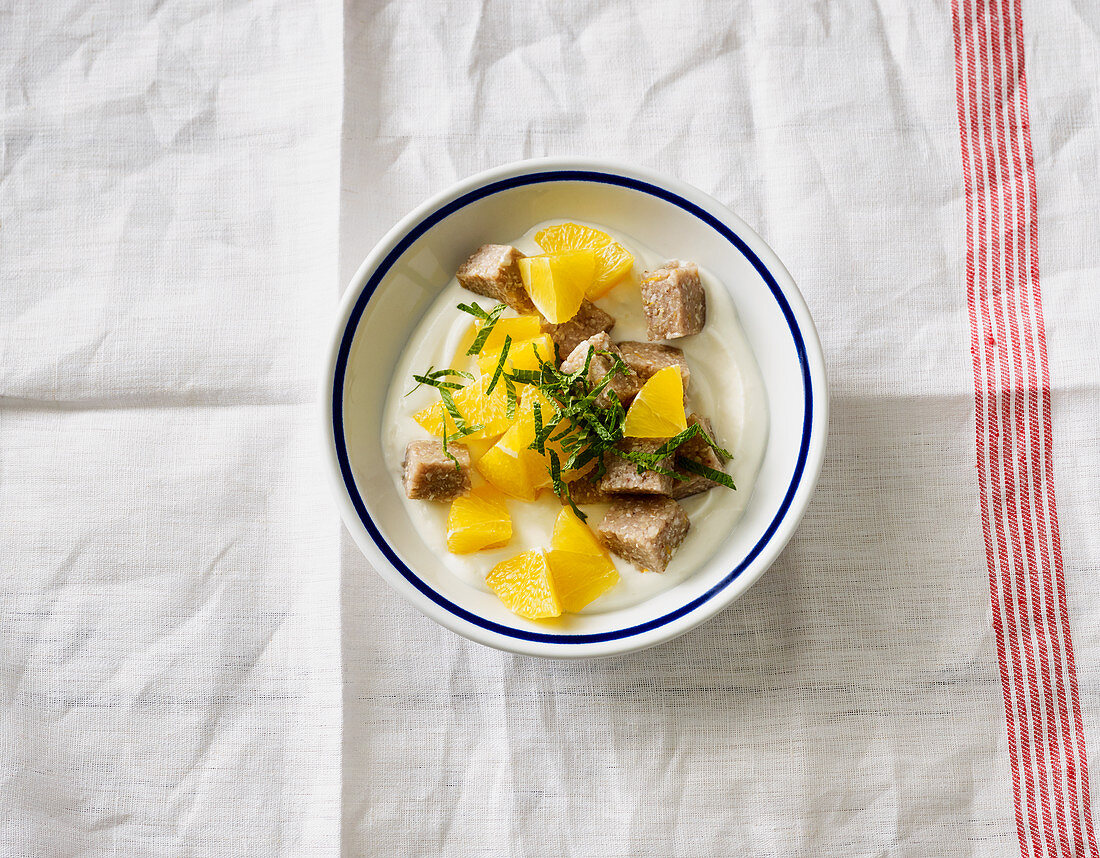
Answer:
top-left (321, 157), bottom-right (828, 659)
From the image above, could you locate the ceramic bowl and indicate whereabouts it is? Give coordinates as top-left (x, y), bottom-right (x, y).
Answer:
top-left (321, 158), bottom-right (827, 659)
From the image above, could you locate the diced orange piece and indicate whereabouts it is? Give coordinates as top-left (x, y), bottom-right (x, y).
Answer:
top-left (475, 387), bottom-right (591, 500)
top-left (517, 251), bottom-right (594, 324)
top-left (451, 315), bottom-right (542, 368)
top-left (446, 486), bottom-right (512, 554)
top-left (476, 444), bottom-right (540, 501)
top-left (550, 505), bottom-right (609, 556)
top-left (534, 222), bottom-right (634, 299)
top-left (412, 376), bottom-right (513, 441)
top-left (546, 507), bottom-right (619, 612)
top-left (486, 550), bottom-right (562, 619)
top-left (476, 334), bottom-right (555, 376)
top-left (623, 366), bottom-right (687, 438)
top-left (477, 315), bottom-right (543, 354)
top-left (475, 388), bottom-right (552, 499)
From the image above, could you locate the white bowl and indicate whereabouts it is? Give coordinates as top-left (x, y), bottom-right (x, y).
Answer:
top-left (321, 158), bottom-right (827, 659)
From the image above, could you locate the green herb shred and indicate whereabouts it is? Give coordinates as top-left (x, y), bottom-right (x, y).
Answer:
top-left (465, 302), bottom-right (508, 355)
top-left (484, 334), bottom-right (511, 396)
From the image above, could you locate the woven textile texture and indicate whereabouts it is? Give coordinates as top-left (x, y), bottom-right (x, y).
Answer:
top-left (2, 0), bottom-right (1099, 855)
top-left (1, 1), bottom-right (342, 855)
top-left (340, 1), bottom-right (1100, 856)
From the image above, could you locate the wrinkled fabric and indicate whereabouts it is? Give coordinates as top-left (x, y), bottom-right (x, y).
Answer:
top-left (0, 1), bottom-right (342, 855)
top-left (340, 1), bottom-right (1100, 856)
top-left (4, 0), bottom-right (1100, 855)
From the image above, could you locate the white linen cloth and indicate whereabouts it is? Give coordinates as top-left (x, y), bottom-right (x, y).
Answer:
top-left (340, 1), bottom-right (1100, 857)
top-left (0, 1), bottom-right (342, 855)
top-left (3, 0), bottom-right (1100, 855)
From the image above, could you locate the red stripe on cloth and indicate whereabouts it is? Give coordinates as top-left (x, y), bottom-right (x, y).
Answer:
top-left (952, 3), bottom-right (1030, 853)
top-left (951, 1), bottom-right (1098, 855)
top-left (991, 0), bottom-right (1079, 853)
top-left (1009, 0), bottom-right (1099, 847)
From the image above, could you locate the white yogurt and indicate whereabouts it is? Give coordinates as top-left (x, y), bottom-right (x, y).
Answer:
top-left (382, 221), bottom-right (768, 613)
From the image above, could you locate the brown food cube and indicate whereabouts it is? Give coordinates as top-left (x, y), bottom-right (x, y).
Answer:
top-left (402, 440), bottom-right (471, 501)
top-left (542, 300), bottom-right (615, 356)
top-left (456, 244), bottom-right (535, 313)
top-left (640, 260), bottom-right (706, 340)
top-left (597, 439), bottom-right (675, 496)
top-left (559, 332), bottom-right (642, 408)
top-left (681, 414), bottom-right (725, 462)
top-left (671, 414), bottom-right (727, 499)
top-left (562, 471), bottom-right (609, 505)
top-left (597, 497), bottom-right (690, 573)
top-left (618, 341), bottom-right (691, 390)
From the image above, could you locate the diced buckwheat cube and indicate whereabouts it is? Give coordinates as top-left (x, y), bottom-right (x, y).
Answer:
top-left (618, 341), bottom-right (691, 390)
top-left (562, 472), bottom-right (609, 505)
top-left (543, 300), bottom-right (615, 356)
top-left (682, 414), bottom-right (724, 462)
top-left (640, 260), bottom-right (706, 340)
top-left (456, 244), bottom-right (534, 313)
top-left (402, 440), bottom-right (471, 501)
top-left (559, 332), bottom-right (642, 408)
top-left (597, 439), bottom-right (674, 496)
top-left (597, 497), bottom-right (690, 573)
top-left (671, 414), bottom-right (727, 499)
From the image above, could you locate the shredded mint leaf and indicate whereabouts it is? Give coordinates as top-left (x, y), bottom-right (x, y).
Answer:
top-left (678, 456), bottom-right (736, 490)
top-left (650, 424), bottom-right (734, 463)
top-left (532, 401), bottom-right (545, 453)
top-left (405, 364), bottom-right (436, 397)
top-left (440, 420), bottom-right (461, 471)
top-left (565, 445), bottom-right (600, 472)
top-left (579, 411), bottom-right (615, 442)
top-left (615, 446), bottom-right (685, 479)
top-left (504, 376), bottom-right (517, 420)
top-left (439, 387), bottom-right (483, 439)
top-left (548, 422), bottom-right (575, 444)
top-left (653, 425), bottom-right (702, 458)
top-left (456, 302), bottom-right (490, 320)
top-left (466, 303), bottom-right (507, 355)
top-left (411, 374), bottom-right (465, 392)
top-left (547, 449), bottom-right (565, 497)
top-left (575, 370), bottom-right (617, 413)
top-left (406, 366), bottom-right (472, 397)
top-left (508, 369), bottom-right (542, 385)
top-left (535, 413), bottom-right (566, 453)
top-left (701, 432), bottom-right (734, 462)
top-left (484, 334), bottom-right (511, 396)
top-left (561, 483), bottom-right (587, 522)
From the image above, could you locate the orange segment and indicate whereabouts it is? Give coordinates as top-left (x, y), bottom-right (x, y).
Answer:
top-left (451, 315), bottom-right (542, 368)
top-left (475, 388), bottom-right (557, 500)
top-left (476, 334), bottom-right (555, 376)
top-left (550, 505), bottom-right (609, 555)
top-left (623, 366), bottom-right (687, 438)
top-left (548, 554), bottom-right (620, 613)
top-left (486, 550), bottom-right (562, 619)
top-left (475, 315), bottom-right (543, 354)
top-left (517, 251), bottom-right (594, 323)
top-left (547, 507), bottom-right (619, 612)
top-left (476, 444), bottom-right (540, 501)
top-left (446, 486), bottom-right (512, 554)
top-left (474, 388), bottom-right (591, 500)
top-left (534, 222), bottom-right (634, 299)
top-left (412, 375), bottom-right (513, 441)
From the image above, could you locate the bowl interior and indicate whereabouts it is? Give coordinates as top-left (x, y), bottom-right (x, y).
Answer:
top-left (336, 173), bottom-right (811, 647)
